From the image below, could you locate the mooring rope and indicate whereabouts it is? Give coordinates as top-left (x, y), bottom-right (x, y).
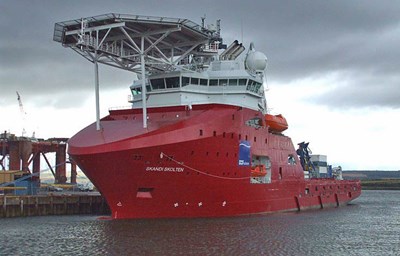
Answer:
top-left (160, 152), bottom-right (251, 180)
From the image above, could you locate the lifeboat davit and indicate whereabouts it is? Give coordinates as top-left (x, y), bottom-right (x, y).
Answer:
top-left (251, 165), bottom-right (267, 177)
top-left (265, 114), bottom-right (288, 132)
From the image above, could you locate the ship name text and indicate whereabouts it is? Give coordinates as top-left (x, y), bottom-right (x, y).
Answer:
top-left (146, 166), bottom-right (185, 172)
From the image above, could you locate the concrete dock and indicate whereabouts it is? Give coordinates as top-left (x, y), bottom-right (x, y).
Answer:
top-left (0, 193), bottom-right (110, 218)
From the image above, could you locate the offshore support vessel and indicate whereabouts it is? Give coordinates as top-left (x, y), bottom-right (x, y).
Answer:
top-left (54, 14), bottom-right (361, 219)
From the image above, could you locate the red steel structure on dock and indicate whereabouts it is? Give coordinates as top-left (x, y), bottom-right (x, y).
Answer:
top-left (54, 13), bottom-right (361, 219)
top-left (0, 133), bottom-right (77, 184)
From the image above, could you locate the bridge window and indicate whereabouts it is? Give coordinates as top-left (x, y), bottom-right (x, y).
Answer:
top-left (151, 78), bottom-right (165, 90)
top-left (190, 77), bottom-right (199, 85)
top-left (200, 79), bottom-right (208, 86)
top-left (182, 77), bottom-right (190, 86)
top-left (239, 79), bottom-right (247, 86)
top-left (166, 77), bottom-right (180, 88)
top-left (131, 87), bottom-right (141, 95)
top-left (246, 80), bottom-right (262, 93)
top-left (210, 79), bottom-right (218, 86)
top-left (247, 79), bottom-right (254, 86)
top-left (219, 79), bottom-right (228, 86)
top-left (246, 80), bottom-right (254, 90)
top-left (229, 79), bottom-right (238, 86)
top-left (254, 83), bottom-right (262, 92)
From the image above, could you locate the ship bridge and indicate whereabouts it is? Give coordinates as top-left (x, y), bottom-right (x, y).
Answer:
top-left (129, 61), bottom-right (264, 110)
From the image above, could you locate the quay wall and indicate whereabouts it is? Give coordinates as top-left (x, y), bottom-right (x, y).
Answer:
top-left (0, 194), bottom-right (110, 218)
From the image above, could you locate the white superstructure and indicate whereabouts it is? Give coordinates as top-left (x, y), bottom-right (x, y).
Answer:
top-left (129, 52), bottom-right (267, 111)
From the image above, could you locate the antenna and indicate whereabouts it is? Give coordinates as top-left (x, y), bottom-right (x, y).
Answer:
top-left (241, 19), bottom-right (243, 43)
top-left (216, 19), bottom-right (221, 37)
top-left (201, 15), bottom-right (206, 29)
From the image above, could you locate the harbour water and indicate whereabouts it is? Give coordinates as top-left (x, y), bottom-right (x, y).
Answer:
top-left (0, 190), bottom-right (399, 255)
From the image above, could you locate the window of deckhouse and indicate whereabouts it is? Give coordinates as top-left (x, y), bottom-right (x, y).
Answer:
top-left (190, 77), bottom-right (199, 85)
top-left (219, 79), bottom-right (228, 86)
top-left (254, 83), bottom-right (262, 93)
top-left (239, 79), bottom-right (247, 86)
top-left (151, 78), bottom-right (165, 90)
top-left (131, 87), bottom-right (141, 95)
top-left (229, 79), bottom-right (238, 86)
top-left (182, 77), bottom-right (190, 86)
top-left (210, 79), bottom-right (218, 86)
top-left (246, 80), bottom-right (255, 91)
top-left (166, 77), bottom-right (180, 88)
top-left (200, 79), bottom-right (208, 86)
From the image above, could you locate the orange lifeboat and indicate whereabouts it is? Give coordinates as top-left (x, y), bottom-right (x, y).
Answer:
top-left (251, 165), bottom-right (267, 177)
top-left (265, 114), bottom-right (288, 132)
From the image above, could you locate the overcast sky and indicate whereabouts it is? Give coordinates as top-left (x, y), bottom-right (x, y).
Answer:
top-left (1, 0), bottom-right (399, 170)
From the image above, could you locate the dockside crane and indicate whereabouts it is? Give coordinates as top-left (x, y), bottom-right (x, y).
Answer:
top-left (16, 91), bottom-right (27, 137)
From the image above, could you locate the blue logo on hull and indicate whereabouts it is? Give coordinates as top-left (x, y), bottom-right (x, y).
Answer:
top-left (238, 140), bottom-right (251, 166)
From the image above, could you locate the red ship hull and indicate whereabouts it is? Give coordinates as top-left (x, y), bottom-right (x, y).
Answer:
top-left (68, 104), bottom-right (361, 219)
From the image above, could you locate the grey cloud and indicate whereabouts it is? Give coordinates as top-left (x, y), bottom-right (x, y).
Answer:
top-left (1, 0), bottom-right (400, 109)
top-left (309, 71), bottom-right (400, 108)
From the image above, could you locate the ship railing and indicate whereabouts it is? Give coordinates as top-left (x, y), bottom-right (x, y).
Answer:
top-left (108, 105), bottom-right (132, 111)
top-left (202, 42), bottom-right (219, 53)
top-left (78, 34), bottom-right (139, 59)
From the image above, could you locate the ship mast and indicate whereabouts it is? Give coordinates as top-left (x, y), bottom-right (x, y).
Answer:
top-left (54, 13), bottom-right (221, 129)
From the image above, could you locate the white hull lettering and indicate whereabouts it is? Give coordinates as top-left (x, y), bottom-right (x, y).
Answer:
top-left (146, 166), bottom-right (184, 172)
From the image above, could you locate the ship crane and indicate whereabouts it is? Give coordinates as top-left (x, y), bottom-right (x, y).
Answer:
top-left (296, 142), bottom-right (316, 177)
top-left (16, 91), bottom-right (35, 138)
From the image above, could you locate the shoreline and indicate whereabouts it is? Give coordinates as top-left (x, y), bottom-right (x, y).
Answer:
top-left (361, 179), bottom-right (400, 190)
